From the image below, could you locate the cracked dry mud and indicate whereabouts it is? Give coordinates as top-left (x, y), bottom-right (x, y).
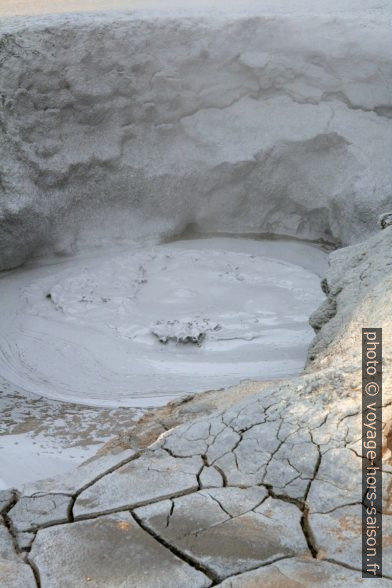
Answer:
top-left (0, 227), bottom-right (391, 586)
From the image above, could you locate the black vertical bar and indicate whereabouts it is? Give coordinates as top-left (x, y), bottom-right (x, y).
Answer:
top-left (362, 328), bottom-right (382, 578)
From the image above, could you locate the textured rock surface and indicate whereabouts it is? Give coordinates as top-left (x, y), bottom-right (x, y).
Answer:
top-left (15, 532), bottom-right (35, 552)
top-left (0, 559), bottom-right (36, 588)
top-left (0, 519), bottom-right (18, 560)
top-left (308, 225), bottom-right (392, 361)
top-left (29, 512), bottom-right (211, 587)
top-left (135, 493), bottom-right (307, 579)
top-left (0, 519), bottom-right (36, 587)
top-left (1, 1), bottom-right (392, 269)
top-left (310, 505), bottom-right (392, 577)
top-left (19, 448), bottom-right (136, 497)
top-left (74, 449), bottom-right (202, 518)
top-left (219, 557), bottom-right (392, 587)
top-left (7, 494), bottom-right (71, 532)
top-left (0, 490), bottom-right (15, 514)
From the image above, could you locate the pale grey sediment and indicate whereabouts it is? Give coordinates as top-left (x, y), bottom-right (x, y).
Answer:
top-left (1, 1), bottom-right (392, 270)
top-left (0, 237), bottom-right (326, 408)
top-left (0, 226), bottom-right (390, 586)
top-left (0, 1), bottom-right (391, 585)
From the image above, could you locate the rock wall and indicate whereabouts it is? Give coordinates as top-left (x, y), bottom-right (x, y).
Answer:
top-left (308, 225), bottom-right (392, 363)
top-left (0, 10), bottom-right (392, 269)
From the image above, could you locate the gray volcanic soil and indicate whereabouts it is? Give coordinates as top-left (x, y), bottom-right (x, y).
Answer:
top-left (1, 225), bottom-right (391, 587)
top-left (0, 3), bottom-right (391, 584)
top-left (0, 235), bottom-right (326, 486)
top-left (1, 0), bottom-right (392, 270)
top-left (0, 237), bottom-right (327, 406)
top-left (1, 0), bottom-right (391, 488)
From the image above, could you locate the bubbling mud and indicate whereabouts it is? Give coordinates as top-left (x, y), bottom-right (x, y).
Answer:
top-left (0, 237), bottom-right (327, 408)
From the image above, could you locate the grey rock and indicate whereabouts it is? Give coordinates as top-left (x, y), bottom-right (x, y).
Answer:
top-left (74, 449), bottom-right (202, 519)
top-left (8, 494), bottom-right (71, 532)
top-left (0, 518), bottom-right (18, 560)
top-left (263, 435), bottom-right (319, 500)
top-left (136, 493), bottom-right (230, 539)
top-left (379, 212), bottom-right (392, 229)
top-left (219, 557), bottom-right (392, 587)
top-left (205, 487), bottom-right (268, 517)
top-left (163, 419), bottom-right (216, 458)
top-left (0, 517), bottom-right (36, 588)
top-left (29, 512), bottom-right (211, 588)
top-left (307, 448), bottom-right (362, 513)
top-left (151, 318), bottom-right (220, 345)
top-left (16, 532), bottom-right (35, 551)
top-left (20, 448), bottom-right (136, 496)
top-left (0, 490), bottom-right (15, 514)
top-left (308, 226), bottom-right (392, 362)
top-left (0, 559), bottom-right (36, 588)
top-left (198, 467), bottom-right (224, 489)
top-left (135, 495), bottom-right (307, 579)
top-left (310, 505), bottom-right (392, 576)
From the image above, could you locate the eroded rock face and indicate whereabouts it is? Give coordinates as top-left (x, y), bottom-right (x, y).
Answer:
top-left (308, 226), bottom-right (392, 363)
top-left (1, 3), bottom-right (392, 268)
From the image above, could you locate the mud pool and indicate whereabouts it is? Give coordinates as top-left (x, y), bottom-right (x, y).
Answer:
top-left (0, 237), bottom-right (327, 408)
